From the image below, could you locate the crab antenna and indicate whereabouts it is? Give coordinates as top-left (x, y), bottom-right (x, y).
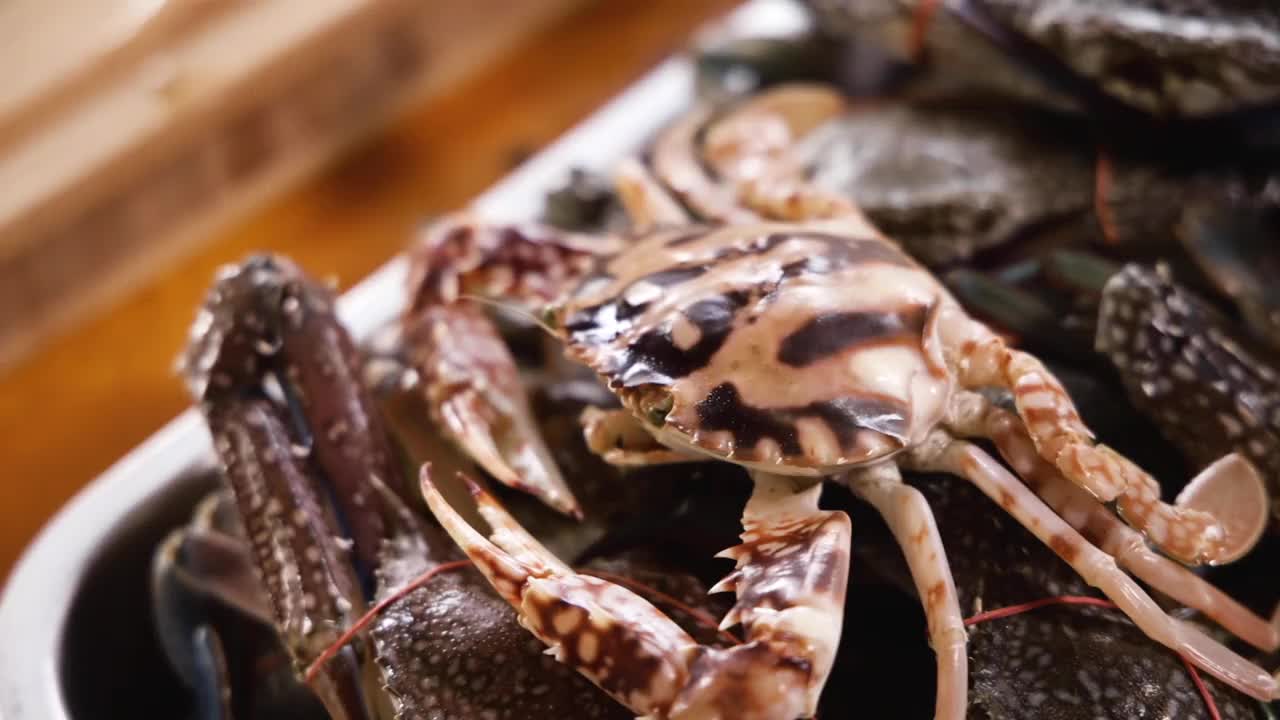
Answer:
top-left (457, 293), bottom-right (561, 339)
top-left (303, 559), bottom-right (474, 684)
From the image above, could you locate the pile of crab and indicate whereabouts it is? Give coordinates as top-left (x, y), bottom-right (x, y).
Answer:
top-left (153, 2), bottom-right (1280, 719)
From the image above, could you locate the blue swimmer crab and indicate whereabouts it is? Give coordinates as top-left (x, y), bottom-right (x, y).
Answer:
top-left (656, 70), bottom-right (1280, 530)
top-left (389, 104), bottom-right (1279, 716)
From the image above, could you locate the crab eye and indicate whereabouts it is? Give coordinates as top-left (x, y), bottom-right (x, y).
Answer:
top-left (646, 396), bottom-right (674, 427)
top-left (541, 306), bottom-right (560, 330)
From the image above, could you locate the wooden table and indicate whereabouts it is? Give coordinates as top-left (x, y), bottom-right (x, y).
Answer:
top-left (0, 0), bottom-right (741, 579)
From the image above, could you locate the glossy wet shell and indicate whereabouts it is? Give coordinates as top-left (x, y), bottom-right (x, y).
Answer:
top-left (804, 0), bottom-right (1280, 118)
top-left (556, 223), bottom-right (954, 473)
top-left (790, 103), bottom-right (1096, 266)
top-left (975, 0), bottom-right (1280, 117)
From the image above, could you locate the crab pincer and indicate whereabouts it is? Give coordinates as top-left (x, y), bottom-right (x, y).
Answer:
top-left (402, 217), bottom-right (611, 518)
top-left (420, 464), bottom-right (850, 720)
top-left (181, 255), bottom-right (425, 719)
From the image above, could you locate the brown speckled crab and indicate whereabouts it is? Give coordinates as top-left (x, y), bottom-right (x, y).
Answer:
top-left (400, 108), bottom-right (1280, 717)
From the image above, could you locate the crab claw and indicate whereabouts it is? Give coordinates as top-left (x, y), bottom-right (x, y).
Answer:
top-left (420, 465), bottom-right (696, 716)
top-left (700, 473), bottom-right (851, 719)
top-left (182, 254), bottom-right (409, 577)
top-left (405, 303), bottom-right (582, 518)
top-left (420, 465), bottom-right (849, 719)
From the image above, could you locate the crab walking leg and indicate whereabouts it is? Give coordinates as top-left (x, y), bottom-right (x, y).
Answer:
top-left (698, 84), bottom-right (846, 186)
top-left (738, 172), bottom-right (880, 228)
top-left (725, 170), bottom-right (912, 271)
top-left (908, 434), bottom-right (1279, 702)
top-left (971, 400), bottom-right (1280, 652)
top-left (649, 84), bottom-right (845, 223)
top-left (580, 407), bottom-right (705, 466)
top-left (650, 102), bottom-right (760, 224)
top-left (946, 315), bottom-right (1246, 566)
top-left (420, 465), bottom-right (849, 720)
top-left (843, 464), bottom-right (967, 720)
top-left (614, 156), bottom-right (693, 230)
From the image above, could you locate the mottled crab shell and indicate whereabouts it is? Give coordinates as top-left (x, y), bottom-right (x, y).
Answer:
top-left (789, 101), bottom-right (1096, 267)
top-left (554, 221), bottom-right (953, 474)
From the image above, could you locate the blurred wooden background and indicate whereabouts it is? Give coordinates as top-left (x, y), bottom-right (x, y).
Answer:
top-left (0, 0), bottom-right (741, 580)
top-left (1, 0), bottom-right (590, 370)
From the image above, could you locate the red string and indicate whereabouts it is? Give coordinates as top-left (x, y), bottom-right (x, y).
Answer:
top-left (1094, 149), bottom-right (1121, 245)
top-left (965, 595), bottom-right (1221, 720)
top-left (1181, 654), bottom-right (1223, 720)
top-left (305, 559), bottom-right (743, 684)
top-left (304, 559), bottom-right (473, 683)
top-left (909, 0), bottom-right (942, 63)
top-left (963, 594), bottom-right (1115, 625)
top-left (309, 575), bottom-right (1220, 719)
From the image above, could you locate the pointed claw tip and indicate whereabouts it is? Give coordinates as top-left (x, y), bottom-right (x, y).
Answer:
top-left (525, 485), bottom-right (583, 520)
top-left (462, 474), bottom-right (485, 498)
top-left (708, 574), bottom-right (738, 595)
top-left (418, 462), bottom-right (436, 489)
top-left (547, 493), bottom-right (584, 520)
top-left (714, 546), bottom-right (743, 561)
top-left (718, 609), bottom-right (742, 631)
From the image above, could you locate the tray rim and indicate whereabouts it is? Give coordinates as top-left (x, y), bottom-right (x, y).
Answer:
top-left (0, 1), bottom-right (811, 715)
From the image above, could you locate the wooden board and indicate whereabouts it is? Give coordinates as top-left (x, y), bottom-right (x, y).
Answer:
top-left (0, 0), bottom-right (586, 371)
